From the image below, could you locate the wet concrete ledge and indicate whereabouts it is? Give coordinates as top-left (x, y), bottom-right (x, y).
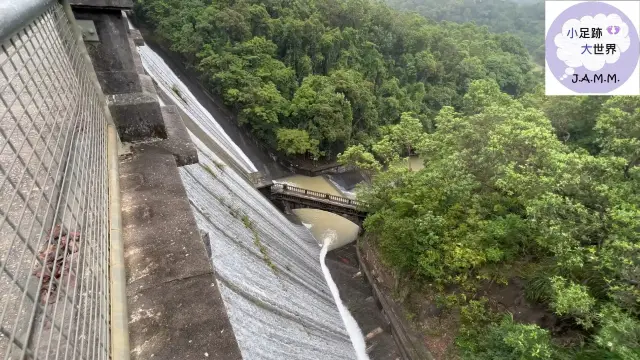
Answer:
top-left (356, 238), bottom-right (433, 360)
top-left (120, 144), bottom-right (242, 360)
top-left (326, 244), bottom-right (401, 360)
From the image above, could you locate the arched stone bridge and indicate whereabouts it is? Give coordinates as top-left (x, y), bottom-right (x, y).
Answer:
top-left (269, 183), bottom-right (368, 222)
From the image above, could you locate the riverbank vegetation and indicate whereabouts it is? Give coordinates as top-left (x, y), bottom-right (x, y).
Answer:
top-left (134, 0), bottom-right (539, 160)
top-left (346, 80), bottom-right (640, 358)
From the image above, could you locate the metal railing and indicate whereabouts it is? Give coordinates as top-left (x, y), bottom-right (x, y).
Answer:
top-left (271, 183), bottom-right (361, 207)
top-left (0, 1), bottom-right (122, 358)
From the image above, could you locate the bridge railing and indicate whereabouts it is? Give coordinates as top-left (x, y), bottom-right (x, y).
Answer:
top-left (271, 183), bottom-right (362, 207)
top-left (0, 1), bottom-right (125, 359)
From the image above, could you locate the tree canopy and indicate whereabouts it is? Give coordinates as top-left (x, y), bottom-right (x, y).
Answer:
top-left (348, 79), bottom-right (640, 359)
top-left (383, 0), bottom-right (546, 65)
top-left (135, 0), bottom-right (539, 160)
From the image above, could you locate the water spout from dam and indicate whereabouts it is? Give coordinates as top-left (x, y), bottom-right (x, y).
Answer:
top-left (320, 233), bottom-right (370, 360)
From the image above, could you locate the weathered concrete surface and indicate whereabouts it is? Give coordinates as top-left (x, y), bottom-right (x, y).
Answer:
top-left (75, 8), bottom-right (172, 148)
top-left (154, 105), bottom-right (199, 166)
top-left (120, 144), bottom-right (241, 360)
top-left (95, 70), bottom-right (142, 94)
top-left (69, 0), bottom-right (133, 9)
top-left (139, 74), bottom-right (155, 95)
top-left (108, 92), bottom-right (167, 141)
top-left (128, 37), bottom-right (146, 75)
top-left (74, 10), bottom-right (136, 79)
top-left (129, 28), bottom-right (145, 46)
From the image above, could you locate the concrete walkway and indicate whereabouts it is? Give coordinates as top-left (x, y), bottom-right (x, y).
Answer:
top-left (120, 145), bottom-right (241, 359)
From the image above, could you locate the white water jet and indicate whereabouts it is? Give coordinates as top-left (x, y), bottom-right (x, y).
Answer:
top-left (328, 177), bottom-right (357, 200)
top-left (320, 232), bottom-right (370, 360)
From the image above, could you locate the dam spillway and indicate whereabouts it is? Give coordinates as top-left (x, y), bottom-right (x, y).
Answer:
top-left (179, 136), bottom-right (358, 359)
top-left (134, 38), bottom-right (364, 358)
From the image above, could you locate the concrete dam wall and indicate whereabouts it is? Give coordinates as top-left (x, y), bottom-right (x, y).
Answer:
top-left (135, 41), bottom-right (362, 359)
top-left (181, 138), bottom-right (357, 359)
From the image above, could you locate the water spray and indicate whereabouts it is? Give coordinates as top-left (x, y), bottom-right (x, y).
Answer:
top-left (320, 232), bottom-right (370, 360)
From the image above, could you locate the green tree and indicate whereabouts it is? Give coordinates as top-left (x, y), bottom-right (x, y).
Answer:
top-left (596, 97), bottom-right (640, 172)
top-left (337, 144), bottom-right (381, 182)
top-left (138, 0), bottom-right (540, 161)
top-left (276, 128), bottom-right (321, 158)
top-left (288, 75), bottom-right (353, 155)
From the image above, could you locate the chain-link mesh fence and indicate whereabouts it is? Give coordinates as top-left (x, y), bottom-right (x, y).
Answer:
top-left (0, 2), bottom-right (110, 359)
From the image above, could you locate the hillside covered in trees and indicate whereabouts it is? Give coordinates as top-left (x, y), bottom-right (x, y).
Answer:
top-left (383, 0), bottom-right (546, 64)
top-left (134, 0), bottom-right (539, 161)
top-left (339, 83), bottom-right (640, 358)
top-left (135, 0), bottom-right (639, 358)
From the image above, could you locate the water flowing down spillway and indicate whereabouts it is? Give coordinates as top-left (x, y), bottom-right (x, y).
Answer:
top-left (137, 45), bottom-right (257, 174)
top-left (180, 135), bottom-right (357, 359)
top-left (135, 36), bottom-right (367, 358)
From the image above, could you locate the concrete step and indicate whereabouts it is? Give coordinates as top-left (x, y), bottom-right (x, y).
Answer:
top-left (107, 92), bottom-right (166, 142)
top-left (154, 105), bottom-right (198, 166)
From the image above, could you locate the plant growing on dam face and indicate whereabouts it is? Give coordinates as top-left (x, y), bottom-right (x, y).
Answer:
top-left (171, 84), bottom-right (184, 101)
top-left (212, 159), bottom-right (225, 170)
top-left (201, 164), bottom-right (216, 178)
top-left (240, 213), bottom-right (277, 272)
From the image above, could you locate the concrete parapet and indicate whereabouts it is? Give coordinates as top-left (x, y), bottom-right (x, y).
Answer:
top-left (120, 145), bottom-right (242, 360)
top-left (154, 105), bottom-right (199, 166)
top-left (139, 74), bottom-right (155, 95)
top-left (108, 92), bottom-right (167, 141)
top-left (95, 70), bottom-right (142, 94)
top-left (74, 10), bottom-right (135, 74)
top-left (128, 37), bottom-right (146, 75)
top-left (69, 0), bottom-right (133, 9)
top-left (129, 28), bottom-right (145, 46)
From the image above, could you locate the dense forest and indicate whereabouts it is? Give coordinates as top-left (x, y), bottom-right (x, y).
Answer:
top-left (135, 0), bottom-right (639, 358)
top-left (134, 0), bottom-right (539, 161)
top-left (383, 0), bottom-right (546, 64)
top-left (341, 82), bottom-right (640, 358)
